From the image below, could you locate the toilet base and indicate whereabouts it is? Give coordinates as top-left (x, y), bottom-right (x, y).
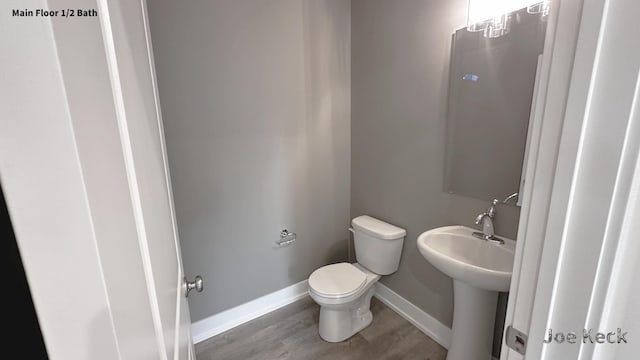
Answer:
top-left (317, 286), bottom-right (376, 342)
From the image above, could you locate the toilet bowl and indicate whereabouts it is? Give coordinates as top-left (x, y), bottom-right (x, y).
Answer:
top-left (308, 216), bottom-right (406, 342)
top-left (308, 263), bottom-right (380, 342)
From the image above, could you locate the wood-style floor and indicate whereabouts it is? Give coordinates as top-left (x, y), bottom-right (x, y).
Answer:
top-left (195, 296), bottom-right (447, 360)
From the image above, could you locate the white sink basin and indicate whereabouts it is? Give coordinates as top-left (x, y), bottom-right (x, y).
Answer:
top-left (417, 225), bottom-right (515, 291)
top-left (417, 225), bottom-right (516, 360)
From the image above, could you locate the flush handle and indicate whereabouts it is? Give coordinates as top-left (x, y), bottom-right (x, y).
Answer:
top-left (184, 275), bottom-right (204, 297)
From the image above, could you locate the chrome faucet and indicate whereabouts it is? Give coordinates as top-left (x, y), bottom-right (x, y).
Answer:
top-left (473, 199), bottom-right (504, 244)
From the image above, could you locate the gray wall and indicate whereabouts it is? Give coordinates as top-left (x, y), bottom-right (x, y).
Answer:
top-left (351, 0), bottom-right (520, 338)
top-left (147, 0), bottom-right (351, 321)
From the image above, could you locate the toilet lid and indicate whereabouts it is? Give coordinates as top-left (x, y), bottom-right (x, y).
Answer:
top-left (308, 263), bottom-right (367, 298)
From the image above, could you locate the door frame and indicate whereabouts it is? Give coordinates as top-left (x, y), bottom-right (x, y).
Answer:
top-left (500, 0), bottom-right (587, 357)
top-left (502, 0), bottom-right (640, 358)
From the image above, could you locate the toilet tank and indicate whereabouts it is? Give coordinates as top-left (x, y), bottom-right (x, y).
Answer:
top-left (352, 215), bottom-right (406, 275)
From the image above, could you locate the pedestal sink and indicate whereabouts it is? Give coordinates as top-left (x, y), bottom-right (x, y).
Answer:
top-left (417, 226), bottom-right (515, 360)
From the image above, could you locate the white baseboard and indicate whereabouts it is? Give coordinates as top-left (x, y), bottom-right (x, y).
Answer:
top-left (374, 283), bottom-right (452, 349)
top-left (191, 280), bottom-right (309, 344)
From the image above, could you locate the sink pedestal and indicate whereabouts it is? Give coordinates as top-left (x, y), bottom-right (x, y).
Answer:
top-left (447, 280), bottom-right (499, 360)
top-left (417, 226), bottom-right (514, 360)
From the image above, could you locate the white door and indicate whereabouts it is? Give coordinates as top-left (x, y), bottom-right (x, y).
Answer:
top-left (97, 0), bottom-right (196, 359)
top-left (1, 0), bottom-right (196, 359)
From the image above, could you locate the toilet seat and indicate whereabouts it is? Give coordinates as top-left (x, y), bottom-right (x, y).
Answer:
top-left (308, 263), bottom-right (367, 299)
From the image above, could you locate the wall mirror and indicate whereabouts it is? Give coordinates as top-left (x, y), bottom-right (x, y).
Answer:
top-left (444, 6), bottom-right (547, 205)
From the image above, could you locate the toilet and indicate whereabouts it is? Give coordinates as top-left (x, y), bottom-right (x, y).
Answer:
top-left (308, 215), bottom-right (406, 342)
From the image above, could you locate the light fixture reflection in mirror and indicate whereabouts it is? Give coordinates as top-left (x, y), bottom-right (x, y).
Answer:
top-left (527, 0), bottom-right (551, 21)
top-left (467, 0), bottom-right (550, 37)
top-left (484, 14), bottom-right (513, 38)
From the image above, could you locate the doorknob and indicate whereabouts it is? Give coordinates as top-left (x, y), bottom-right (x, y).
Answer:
top-left (184, 275), bottom-right (203, 297)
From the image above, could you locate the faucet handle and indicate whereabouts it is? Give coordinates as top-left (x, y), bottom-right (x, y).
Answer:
top-left (487, 199), bottom-right (499, 217)
top-left (503, 192), bottom-right (519, 204)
